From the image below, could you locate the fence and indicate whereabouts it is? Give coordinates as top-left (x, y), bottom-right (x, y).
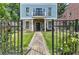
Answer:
top-left (52, 19), bottom-right (79, 55)
top-left (0, 20), bottom-right (23, 55)
top-left (0, 19), bottom-right (79, 55)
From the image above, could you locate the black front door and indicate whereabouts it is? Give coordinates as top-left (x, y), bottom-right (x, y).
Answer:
top-left (36, 23), bottom-right (40, 31)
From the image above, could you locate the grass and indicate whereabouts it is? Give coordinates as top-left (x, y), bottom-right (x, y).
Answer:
top-left (0, 31), bottom-right (34, 54)
top-left (12, 31), bottom-right (34, 50)
top-left (42, 31), bottom-right (52, 54)
top-left (23, 32), bottom-right (34, 50)
top-left (42, 31), bottom-right (79, 55)
top-left (42, 31), bottom-right (70, 54)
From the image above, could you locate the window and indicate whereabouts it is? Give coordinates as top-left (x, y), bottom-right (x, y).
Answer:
top-left (26, 21), bottom-right (29, 29)
top-left (36, 8), bottom-right (42, 16)
top-left (48, 21), bottom-right (52, 29)
top-left (26, 7), bottom-right (29, 16)
top-left (48, 7), bottom-right (52, 16)
top-left (69, 12), bottom-right (72, 17)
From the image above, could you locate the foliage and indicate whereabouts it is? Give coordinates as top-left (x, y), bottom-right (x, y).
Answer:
top-left (0, 3), bottom-right (20, 21)
top-left (58, 33), bottom-right (79, 55)
top-left (57, 3), bottom-right (68, 18)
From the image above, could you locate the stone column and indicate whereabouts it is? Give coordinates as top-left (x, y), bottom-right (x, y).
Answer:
top-left (44, 19), bottom-right (46, 31)
top-left (31, 19), bottom-right (34, 31)
top-left (23, 20), bottom-right (26, 30)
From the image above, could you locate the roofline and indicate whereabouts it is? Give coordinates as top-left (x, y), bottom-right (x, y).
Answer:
top-left (20, 3), bottom-right (57, 5)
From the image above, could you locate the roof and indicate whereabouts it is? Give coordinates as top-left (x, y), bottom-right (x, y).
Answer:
top-left (20, 3), bottom-right (57, 6)
top-left (58, 3), bottom-right (79, 20)
top-left (25, 0), bottom-right (54, 3)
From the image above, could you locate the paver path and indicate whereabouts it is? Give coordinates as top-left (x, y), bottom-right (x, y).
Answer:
top-left (27, 32), bottom-right (49, 55)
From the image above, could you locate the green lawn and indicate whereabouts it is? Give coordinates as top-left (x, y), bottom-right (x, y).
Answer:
top-left (1, 30), bottom-right (79, 54)
top-left (42, 31), bottom-right (69, 54)
top-left (42, 31), bottom-right (52, 54)
top-left (0, 31), bottom-right (34, 54)
top-left (8, 31), bottom-right (34, 53)
top-left (42, 31), bottom-right (70, 54)
top-left (42, 31), bottom-right (79, 55)
top-left (23, 32), bottom-right (34, 50)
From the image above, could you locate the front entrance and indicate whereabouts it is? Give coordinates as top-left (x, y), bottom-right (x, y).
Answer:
top-left (36, 23), bottom-right (40, 31)
top-left (33, 19), bottom-right (44, 31)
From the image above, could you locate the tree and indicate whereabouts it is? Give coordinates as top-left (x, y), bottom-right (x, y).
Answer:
top-left (6, 3), bottom-right (20, 21)
top-left (0, 4), bottom-right (10, 20)
top-left (57, 3), bottom-right (68, 18)
top-left (0, 3), bottom-right (20, 21)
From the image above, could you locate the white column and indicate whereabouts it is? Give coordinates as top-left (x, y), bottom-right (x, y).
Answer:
top-left (23, 20), bottom-right (26, 30)
top-left (31, 20), bottom-right (34, 31)
top-left (44, 19), bottom-right (46, 31)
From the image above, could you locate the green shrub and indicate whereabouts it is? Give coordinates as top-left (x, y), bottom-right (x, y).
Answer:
top-left (58, 33), bottom-right (79, 55)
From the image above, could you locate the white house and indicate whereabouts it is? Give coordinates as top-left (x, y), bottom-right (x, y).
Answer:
top-left (20, 3), bottom-right (57, 31)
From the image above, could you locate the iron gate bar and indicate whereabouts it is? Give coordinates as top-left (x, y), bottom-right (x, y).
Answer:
top-left (52, 19), bottom-right (79, 55)
top-left (52, 20), bottom-right (54, 55)
top-left (0, 20), bottom-right (23, 55)
top-left (17, 21), bottom-right (20, 53)
top-left (9, 21), bottom-right (12, 53)
top-left (75, 19), bottom-right (78, 32)
top-left (67, 20), bottom-right (71, 55)
top-left (56, 21), bottom-right (58, 54)
top-left (75, 19), bottom-right (78, 54)
top-left (60, 21), bottom-right (61, 54)
top-left (62, 21), bottom-right (65, 55)
top-left (21, 20), bottom-right (23, 55)
top-left (6, 22), bottom-right (8, 54)
top-left (3, 21), bottom-right (6, 54)
top-left (0, 21), bottom-right (2, 54)
top-left (14, 21), bottom-right (16, 53)
top-left (66, 21), bottom-right (67, 44)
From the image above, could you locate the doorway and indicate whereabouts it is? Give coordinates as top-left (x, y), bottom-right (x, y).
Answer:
top-left (33, 19), bottom-right (44, 31)
top-left (36, 23), bottom-right (40, 31)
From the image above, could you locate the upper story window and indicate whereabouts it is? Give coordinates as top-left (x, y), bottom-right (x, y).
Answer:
top-left (69, 12), bottom-right (72, 17)
top-left (48, 7), bottom-right (52, 16)
top-left (33, 8), bottom-right (45, 16)
top-left (36, 8), bottom-right (42, 16)
top-left (26, 7), bottom-right (29, 16)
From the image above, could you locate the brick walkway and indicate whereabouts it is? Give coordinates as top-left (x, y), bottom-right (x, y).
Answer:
top-left (27, 32), bottom-right (49, 55)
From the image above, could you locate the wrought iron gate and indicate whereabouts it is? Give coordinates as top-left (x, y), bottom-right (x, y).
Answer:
top-left (52, 19), bottom-right (79, 55)
top-left (0, 20), bottom-right (23, 55)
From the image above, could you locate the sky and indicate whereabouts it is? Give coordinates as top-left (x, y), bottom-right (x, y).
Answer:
top-left (0, 0), bottom-right (79, 3)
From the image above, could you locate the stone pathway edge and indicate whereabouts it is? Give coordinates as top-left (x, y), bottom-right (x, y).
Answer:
top-left (29, 32), bottom-right (36, 47)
